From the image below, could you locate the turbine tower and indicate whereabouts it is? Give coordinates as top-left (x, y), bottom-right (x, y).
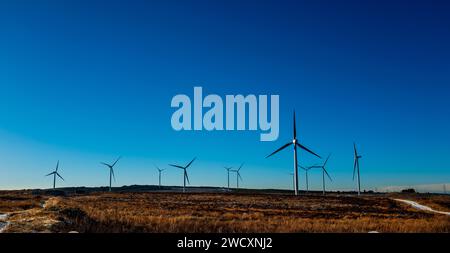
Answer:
top-left (169, 157), bottom-right (196, 193)
top-left (155, 165), bottom-right (165, 188)
top-left (266, 111), bottom-right (321, 195)
top-left (353, 143), bottom-right (362, 195)
top-left (224, 167), bottom-right (233, 189)
top-left (45, 160), bottom-right (64, 189)
top-left (316, 154), bottom-right (332, 195)
top-left (101, 156), bottom-right (121, 192)
top-left (231, 163), bottom-right (244, 189)
top-left (288, 173), bottom-right (295, 191)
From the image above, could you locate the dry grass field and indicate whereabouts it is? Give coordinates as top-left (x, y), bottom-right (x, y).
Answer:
top-left (0, 190), bottom-right (449, 233)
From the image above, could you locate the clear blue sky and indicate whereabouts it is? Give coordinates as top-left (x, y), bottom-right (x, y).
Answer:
top-left (0, 0), bottom-right (449, 191)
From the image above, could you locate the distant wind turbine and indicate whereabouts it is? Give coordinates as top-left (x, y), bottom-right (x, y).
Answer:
top-left (100, 156), bottom-right (121, 192)
top-left (45, 160), bottom-right (64, 189)
top-left (299, 164), bottom-right (318, 193)
top-left (224, 166), bottom-right (233, 189)
top-left (315, 154), bottom-right (332, 195)
top-left (353, 143), bottom-right (362, 195)
top-left (169, 157), bottom-right (196, 193)
top-left (155, 165), bottom-right (165, 188)
top-left (231, 163), bottom-right (244, 189)
top-left (266, 111), bottom-right (321, 195)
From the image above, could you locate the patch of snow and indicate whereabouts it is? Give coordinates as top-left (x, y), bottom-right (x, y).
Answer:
top-left (394, 199), bottom-right (450, 216)
top-left (0, 214), bottom-right (9, 233)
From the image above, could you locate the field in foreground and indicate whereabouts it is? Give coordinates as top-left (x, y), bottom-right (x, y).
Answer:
top-left (0, 191), bottom-right (449, 233)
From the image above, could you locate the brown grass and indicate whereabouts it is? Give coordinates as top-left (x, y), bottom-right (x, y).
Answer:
top-left (1, 191), bottom-right (449, 233)
top-left (0, 191), bottom-right (45, 212)
top-left (51, 193), bottom-right (450, 233)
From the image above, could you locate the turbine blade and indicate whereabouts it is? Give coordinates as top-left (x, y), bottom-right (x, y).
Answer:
top-left (56, 160), bottom-right (59, 172)
top-left (323, 153), bottom-right (331, 167)
top-left (57, 173), bottom-right (65, 181)
top-left (353, 159), bottom-right (357, 180)
top-left (185, 157), bottom-right (197, 169)
top-left (293, 111), bottom-right (297, 139)
top-left (238, 172), bottom-right (243, 182)
top-left (169, 164), bottom-right (185, 169)
top-left (296, 143), bottom-right (321, 158)
top-left (185, 170), bottom-right (190, 185)
top-left (323, 168), bottom-right (332, 182)
top-left (299, 166), bottom-right (307, 171)
top-left (101, 162), bottom-right (111, 168)
top-left (112, 156), bottom-right (121, 167)
top-left (266, 142), bottom-right (292, 158)
top-left (353, 142), bottom-right (357, 157)
top-left (45, 172), bottom-right (55, 177)
top-left (238, 162), bottom-right (244, 172)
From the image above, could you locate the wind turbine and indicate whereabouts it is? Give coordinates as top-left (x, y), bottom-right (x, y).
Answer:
top-left (266, 111), bottom-right (321, 195)
top-left (45, 160), bottom-right (64, 189)
top-left (224, 166), bottom-right (233, 189)
top-left (155, 165), bottom-right (165, 188)
top-left (298, 164), bottom-right (318, 193)
top-left (231, 163), bottom-right (244, 189)
top-left (169, 157), bottom-right (196, 193)
top-left (315, 154), bottom-right (332, 195)
top-left (353, 143), bottom-right (362, 195)
top-left (100, 156), bottom-right (121, 192)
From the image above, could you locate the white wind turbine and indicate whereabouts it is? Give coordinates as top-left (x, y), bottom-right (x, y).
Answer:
top-left (314, 154), bottom-right (332, 195)
top-left (155, 165), bottom-right (165, 188)
top-left (231, 163), bottom-right (244, 189)
top-left (353, 143), bottom-right (362, 195)
top-left (169, 157), bottom-right (196, 193)
top-left (224, 166), bottom-right (233, 189)
top-left (266, 111), bottom-right (321, 195)
top-left (100, 156), bottom-right (121, 192)
top-left (45, 160), bottom-right (64, 189)
top-left (299, 164), bottom-right (318, 193)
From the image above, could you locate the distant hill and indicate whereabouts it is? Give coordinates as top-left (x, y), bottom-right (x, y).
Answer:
top-left (0, 185), bottom-right (388, 196)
